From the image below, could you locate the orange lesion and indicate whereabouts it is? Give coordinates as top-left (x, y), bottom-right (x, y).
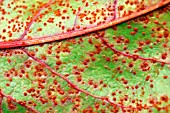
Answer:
top-left (54, 9), bottom-right (61, 16)
top-left (47, 17), bottom-right (55, 23)
top-left (78, 13), bottom-right (87, 19)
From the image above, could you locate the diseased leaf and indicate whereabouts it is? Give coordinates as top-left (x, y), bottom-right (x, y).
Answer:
top-left (0, 0), bottom-right (169, 48)
top-left (0, 0), bottom-right (170, 113)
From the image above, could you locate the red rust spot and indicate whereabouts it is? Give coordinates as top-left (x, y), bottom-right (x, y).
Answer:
top-left (160, 95), bottom-right (169, 102)
top-left (54, 9), bottom-right (61, 16)
top-left (163, 75), bottom-right (168, 79)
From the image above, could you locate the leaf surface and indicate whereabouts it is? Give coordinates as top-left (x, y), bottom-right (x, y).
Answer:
top-left (0, 0), bottom-right (170, 113)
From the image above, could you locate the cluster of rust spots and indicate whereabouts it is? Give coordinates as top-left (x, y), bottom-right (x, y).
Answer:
top-left (0, 0), bottom-right (51, 41)
top-left (0, 0), bottom-right (170, 113)
top-left (0, 0), bottom-right (159, 42)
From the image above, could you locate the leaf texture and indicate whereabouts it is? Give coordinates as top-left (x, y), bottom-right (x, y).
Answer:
top-left (0, 0), bottom-right (170, 113)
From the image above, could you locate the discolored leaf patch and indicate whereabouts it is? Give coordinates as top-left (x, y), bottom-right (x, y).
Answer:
top-left (0, 0), bottom-right (170, 113)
